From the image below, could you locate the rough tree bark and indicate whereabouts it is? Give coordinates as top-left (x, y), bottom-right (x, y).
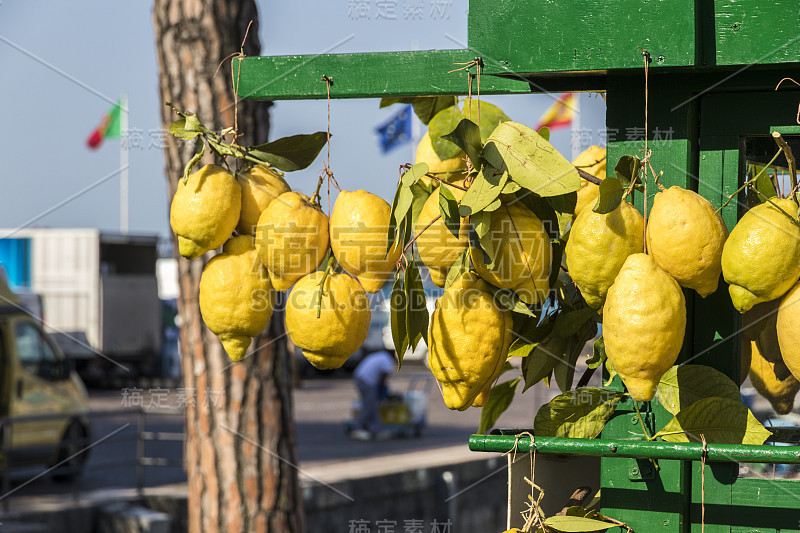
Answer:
top-left (153, 2), bottom-right (304, 532)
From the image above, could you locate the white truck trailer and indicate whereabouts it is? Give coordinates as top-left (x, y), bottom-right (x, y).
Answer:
top-left (0, 229), bottom-right (162, 380)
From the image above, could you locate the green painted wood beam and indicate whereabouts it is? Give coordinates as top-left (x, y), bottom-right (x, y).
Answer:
top-left (235, 50), bottom-right (534, 101)
top-left (468, 434), bottom-right (800, 464)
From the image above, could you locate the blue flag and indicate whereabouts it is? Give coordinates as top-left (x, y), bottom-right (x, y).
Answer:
top-left (376, 105), bottom-right (412, 153)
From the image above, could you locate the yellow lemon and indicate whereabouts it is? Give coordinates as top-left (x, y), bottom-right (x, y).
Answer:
top-left (199, 235), bottom-right (274, 362)
top-left (416, 182), bottom-right (469, 287)
top-left (256, 191), bottom-right (330, 291)
top-left (236, 164), bottom-right (291, 235)
top-left (566, 201), bottom-right (644, 310)
top-left (646, 186), bottom-right (729, 297)
top-left (470, 203), bottom-right (551, 305)
top-left (170, 164), bottom-right (241, 259)
top-left (722, 198), bottom-right (800, 312)
top-left (285, 271), bottom-right (371, 370)
top-left (330, 190), bottom-right (402, 293)
top-left (428, 272), bottom-right (513, 410)
top-left (572, 145), bottom-right (606, 219)
top-left (777, 281), bottom-right (800, 382)
top-left (603, 253), bottom-right (686, 401)
top-left (749, 340), bottom-right (800, 415)
top-left (415, 132), bottom-right (467, 186)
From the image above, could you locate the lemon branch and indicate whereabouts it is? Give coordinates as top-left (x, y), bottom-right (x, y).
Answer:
top-left (772, 131), bottom-right (797, 198)
top-left (315, 256), bottom-right (335, 319)
top-left (310, 176), bottom-right (325, 206)
top-left (577, 168), bottom-right (603, 185)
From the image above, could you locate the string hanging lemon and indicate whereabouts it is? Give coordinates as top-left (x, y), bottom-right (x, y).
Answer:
top-left (285, 269), bottom-right (371, 370)
top-left (428, 272), bottom-right (513, 410)
top-left (415, 182), bottom-right (470, 287)
top-left (721, 198), bottom-right (800, 312)
top-left (256, 191), bottom-right (330, 291)
top-left (236, 164), bottom-right (291, 235)
top-left (646, 186), bottom-right (729, 297)
top-left (170, 164), bottom-right (241, 259)
top-left (198, 235), bottom-right (275, 362)
top-left (329, 190), bottom-right (402, 293)
top-left (603, 253), bottom-right (686, 401)
top-left (566, 200), bottom-right (643, 310)
top-left (470, 202), bottom-right (551, 305)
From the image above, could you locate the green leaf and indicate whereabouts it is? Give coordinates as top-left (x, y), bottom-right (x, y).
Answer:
top-left (444, 251), bottom-right (469, 289)
top-left (386, 182), bottom-right (404, 253)
top-left (482, 121), bottom-right (581, 198)
top-left (182, 137), bottom-right (206, 183)
top-left (749, 163), bottom-right (779, 200)
top-left (405, 260), bottom-right (429, 351)
top-left (459, 167), bottom-right (507, 217)
top-left (538, 126), bottom-right (550, 141)
top-left (522, 335), bottom-right (563, 391)
top-left (478, 377), bottom-right (521, 434)
top-left (515, 192), bottom-right (560, 241)
top-left (592, 177), bottom-right (625, 214)
top-left (492, 288), bottom-right (537, 317)
top-left (390, 276), bottom-right (409, 367)
top-left (438, 185), bottom-right (461, 238)
top-left (428, 105), bottom-right (465, 160)
top-left (534, 387), bottom-right (624, 439)
top-left (207, 137), bottom-right (242, 158)
top-left (553, 320), bottom-right (598, 393)
top-left (412, 96), bottom-right (458, 125)
top-left (656, 365), bottom-right (742, 416)
top-left (410, 182), bottom-right (432, 230)
top-left (552, 307), bottom-right (598, 338)
top-left (502, 180), bottom-right (522, 194)
top-left (546, 192), bottom-right (578, 235)
top-left (509, 319), bottom-right (553, 357)
top-left (441, 118), bottom-right (483, 167)
top-left (379, 97), bottom-right (416, 108)
top-left (247, 132), bottom-right (329, 172)
top-left (548, 239), bottom-right (564, 290)
top-left (543, 515), bottom-right (616, 532)
top-left (169, 117), bottom-right (201, 140)
top-left (613, 155), bottom-right (642, 190)
top-left (655, 397), bottom-right (771, 445)
top-left (393, 186), bottom-right (414, 227)
top-left (402, 162), bottom-right (430, 187)
top-left (470, 210), bottom-right (494, 267)
top-left (461, 100), bottom-right (512, 142)
top-left (586, 337), bottom-right (606, 370)
top-left (604, 358), bottom-right (618, 387)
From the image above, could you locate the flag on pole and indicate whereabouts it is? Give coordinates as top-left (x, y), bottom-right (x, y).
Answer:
top-left (86, 100), bottom-right (123, 149)
top-left (376, 105), bottom-right (412, 153)
top-left (535, 93), bottom-right (574, 131)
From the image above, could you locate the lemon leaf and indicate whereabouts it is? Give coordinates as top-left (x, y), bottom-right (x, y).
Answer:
top-left (552, 307), bottom-right (599, 338)
top-left (538, 126), bottom-right (550, 141)
top-left (482, 121), bottom-right (580, 198)
top-left (412, 96), bottom-right (459, 125)
top-left (390, 275), bottom-right (409, 368)
top-left (169, 117), bottom-right (201, 140)
top-left (478, 377), bottom-right (521, 434)
top-left (522, 335), bottom-right (563, 392)
top-left (428, 105), bottom-right (464, 160)
top-left (459, 167), bottom-right (506, 217)
top-left (613, 154), bottom-right (642, 190)
top-left (543, 515), bottom-right (616, 532)
top-left (592, 177), bottom-right (625, 214)
top-left (586, 337), bottom-right (606, 370)
top-left (405, 260), bottom-right (429, 351)
top-left (656, 365), bottom-right (742, 416)
top-left (444, 251), bottom-right (469, 289)
top-left (441, 118), bottom-right (483, 167)
top-left (470, 210), bottom-right (495, 268)
top-left (534, 387), bottom-right (624, 439)
top-left (401, 162), bottom-right (429, 187)
top-left (516, 192), bottom-right (560, 240)
top-left (248, 132), bottom-right (329, 172)
top-left (553, 321), bottom-right (598, 393)
top-left (655, 397), bottom-right (771, 445)
top-left (438, 185), bottom-right (461, 238)
top-left (461, 100), bottom-right (512, 142)
top-left (379, 96), bottom-right (415, 108)
top-left (182, 137), bottom-right (205, 183)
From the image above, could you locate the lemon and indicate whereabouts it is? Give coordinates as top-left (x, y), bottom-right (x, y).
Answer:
top-left (256, 191), bottom-right (330, 291)
top-left (566, 201), bottom-right (644, 310)
top-left (428, 272), bottom-right (513, 410)
top-left (470, 203), bottom-right (551, 305)
top-left (285, 270), bottom-right (371, 370)
top-left (416, 182), bottom-right (470, 287)
top-left (415, 132), bottom-right (467, 186)
top-left (646, 186), bottom-right (729, 297)
top-left (749, 340), bottom-right (800, 415)
top-left (572, 145), bottom-right (606, 218)
top-left (237, 164), bottom-right (291, 235)
top-left (722, 198), bottom-right (800, 312)
top-left (330, 190), bottom-right (402, 293)
top-left (170, 164), bottom-right (241, 259)
top-left (603, 253), bottom-right (686, 401)
top-left (777, 281), bottom-right (800, 382)
top-left (199, 235), bottom-right (274, 362)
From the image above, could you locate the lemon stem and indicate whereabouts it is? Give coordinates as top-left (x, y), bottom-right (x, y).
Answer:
top-left (634, 401), bottom-right (653, 441)
top-left (310, 176), bottom-right (325, 206)
top-left (316, 256), bottom-right (335, 319)
top-left (403, 215), bottom-right (442, 256)
top-left (717, 149), bottom-right (783, 213)
top-left (772, 131), bottom-right (797, 197)
top-left (426, 173), bottom-right (469, 191)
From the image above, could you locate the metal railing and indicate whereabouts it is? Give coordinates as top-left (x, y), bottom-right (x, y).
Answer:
top-left (0, 407), bottom-right (185, 513)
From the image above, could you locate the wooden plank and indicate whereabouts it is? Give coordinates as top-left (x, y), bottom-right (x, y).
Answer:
top-left (689, 462), bottom-right (733, 533)
top-left (235, 50), bottom-right (533, 100)
top-left (713, 0), bottom-right (800, 66)
top-left (727, 477), bottom-right (800, 531)
top-left (468, 0), bottom-right (697, 75)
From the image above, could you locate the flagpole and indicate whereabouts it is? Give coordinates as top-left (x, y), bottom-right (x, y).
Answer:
top-left (120, 92), bottom-right (129, 235)
top-left (410, 105), bottom-right (421, 163)
top-left (571, 93), bottom-right (581, 160)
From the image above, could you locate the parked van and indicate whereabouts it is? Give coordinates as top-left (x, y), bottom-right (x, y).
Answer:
top-left (0, 276), bottom-right (90, 481)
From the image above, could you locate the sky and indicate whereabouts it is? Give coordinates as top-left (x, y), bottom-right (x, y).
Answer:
top-left (0, 1), bottom-right (605, 241)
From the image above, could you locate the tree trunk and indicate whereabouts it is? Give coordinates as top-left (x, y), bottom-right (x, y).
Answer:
top-left (153, 2), bottom-right (304, 532)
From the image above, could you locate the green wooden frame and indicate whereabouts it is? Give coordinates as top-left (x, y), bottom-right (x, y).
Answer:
top-left (239, 1), bottom-right (800, 530)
